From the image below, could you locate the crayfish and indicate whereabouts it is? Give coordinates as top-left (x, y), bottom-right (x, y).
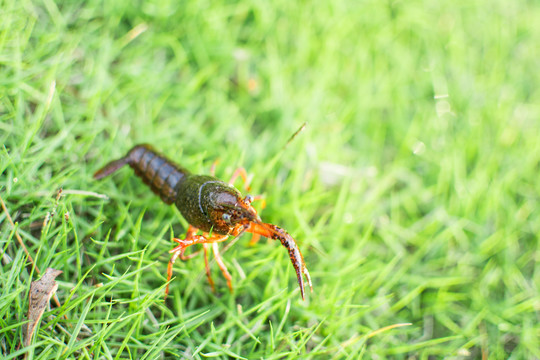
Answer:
top-left (94, 144), bottom-right (312, 300)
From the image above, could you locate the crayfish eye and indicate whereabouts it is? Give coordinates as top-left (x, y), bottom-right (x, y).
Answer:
top-left (222, 213), bottom-right (232, 223)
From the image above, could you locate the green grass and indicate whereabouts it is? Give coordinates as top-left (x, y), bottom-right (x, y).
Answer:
top-left (1, 0), bottom-right (540, 358)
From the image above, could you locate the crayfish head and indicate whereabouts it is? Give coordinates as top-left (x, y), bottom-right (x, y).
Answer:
top-left (207, 185), bottom-right (261, 234)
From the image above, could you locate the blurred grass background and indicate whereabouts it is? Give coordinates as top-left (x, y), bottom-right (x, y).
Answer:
top-left (1, 0), bottom-right (539, 358)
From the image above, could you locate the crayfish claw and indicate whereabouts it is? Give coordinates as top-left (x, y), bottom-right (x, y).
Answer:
top-left (296, 262), bottom-right (313, 301)
top-left (304, 266), bottom-right (313, 293)
top-left (265, 223), bottom-right (312, 300)
top-left (243, 221), bottom-right (312, 300)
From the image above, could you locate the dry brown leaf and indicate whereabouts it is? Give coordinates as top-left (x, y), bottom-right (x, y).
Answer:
top-left (24, 268), bottom-right (63, 347)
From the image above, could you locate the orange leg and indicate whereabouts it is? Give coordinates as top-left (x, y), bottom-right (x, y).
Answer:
top-left (251, 195), bottom-right (266, 210)
top-left (165, 229), bottom-right (228, 298)
top-left (249, 233), bottom-right (262, 246)
top-left (179, 225), bottom-right (201, 260)
top-left (212, 242), bottom-right (233, 292)
top-left (209, 159), bottom-right (220, 176)
top-left (203, 244), bottom-right (215, 292)
top-left (229, 167), bottom-right (251, 191)
top-left (166, 250), bottom-right (182, 298)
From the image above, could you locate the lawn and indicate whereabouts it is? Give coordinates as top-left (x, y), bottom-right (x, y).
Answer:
top-left (1, 0), bottom-right (539, 358)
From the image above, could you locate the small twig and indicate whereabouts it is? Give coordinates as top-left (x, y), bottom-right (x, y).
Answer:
top-left (0, 194), bottom-right (62, 309)
top-left (33, 189), bottom-right (109, 200)
top-left (283, 122), bottom-right (307, 149)
top-left (60, 189), bottom-right (109, 200)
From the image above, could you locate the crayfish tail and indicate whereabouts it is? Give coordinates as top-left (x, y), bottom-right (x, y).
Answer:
top-left (93, 157), bottom-right (129, 179)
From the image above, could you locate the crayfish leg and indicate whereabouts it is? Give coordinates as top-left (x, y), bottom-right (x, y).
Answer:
top-left (212, 242), bottom-right (233, 292)
top-left (165, 250), bottom-right (181, 298)
top-left (228, 167), bottom-right (251, 191)
top-left (165, 228), bottom-right (228, 298)
top-left (248, 234), bottom-right (261, 246)
top-left (203, 244), bottom-right (215, 292)
top-left (178, 226), bottom-right (201, 260)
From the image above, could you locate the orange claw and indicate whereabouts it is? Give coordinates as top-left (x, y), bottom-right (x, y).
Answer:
top-left (239, 222), bottom-right (313, 300)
